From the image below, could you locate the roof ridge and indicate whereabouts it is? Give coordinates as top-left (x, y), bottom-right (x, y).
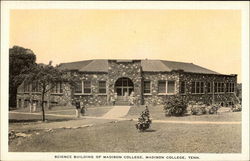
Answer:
top-left (60, 59), bottom-right (92, 64)
top-left (160, 60), bottom-right (192, 64)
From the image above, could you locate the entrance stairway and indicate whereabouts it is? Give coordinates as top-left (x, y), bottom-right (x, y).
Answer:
top-left (115, 96), bottom-right (130, 106)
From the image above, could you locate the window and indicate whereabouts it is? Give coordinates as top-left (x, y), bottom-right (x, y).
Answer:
top-left (98, 81), bottom-right (106, 93)
top-left (191, 82), bottom-right (195, 93)
top-left (158, 81), bottom-right (166, 93)
top-left (196, 82), bottom-right (200, 93)
top-left (180, 81), bottom-right (186, 94)
top-left (191, 81), bottom-right (205, 94)
top-left (227, 82), bottom-right (235, 93)
top-left (200, 82), bottom-right (204, 93)
top-left (52, 82), bottom-right (63, 93)
top-left (158, 80), bottom-right (175, 94)
top-left (207, 82), bottom-right (212, 93)
top-left (83, 81), bottom-right (91, 93)
top-left (32, 82), bottom-right (40, 92)
top-left (226, 83), bottom-right (229, 92)
top-left (167, 81), bottom-right (175, 93)
top-left (74, 81), bottom-right (82, 93)
top-left (74, 81), bottom-right (92, 94)
top-left (231, 83), bottom-right (235, 92)
top-left (214, 82), bottom-right (225, 93)
top-left (143, 81), bottom-right (151, 94)
top-left (220, 83), bottom-right (224, 92)
top-left (214, 82), bottom-right (218, 93)
top-left (23, 81), bottom-right (30, 92)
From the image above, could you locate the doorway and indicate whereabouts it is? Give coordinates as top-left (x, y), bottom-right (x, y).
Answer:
top-left (114, 77), bottom-right (134, 96)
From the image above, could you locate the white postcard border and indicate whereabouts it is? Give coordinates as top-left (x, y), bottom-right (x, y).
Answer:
top-left (1, 1), bottom-right (249, 161)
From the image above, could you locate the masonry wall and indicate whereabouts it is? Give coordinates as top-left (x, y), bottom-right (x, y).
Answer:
top-left (178, 72), bottom-right (238, 106)
top-left (142, 72), bottom-right (180, 105)
top-left (73, 73), bottom-right (109, 106)
top-left (108, 60), bottom-right (142, 105)
top-left (142, 71), bottom-right (237, 106)
top-left (16, 62), bottom-right (238, 108)
top-left (16, 83), bottom-right (72, 108)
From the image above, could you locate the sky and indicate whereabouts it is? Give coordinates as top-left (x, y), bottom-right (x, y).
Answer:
top-left (10, 9), bottom-right (241, 82)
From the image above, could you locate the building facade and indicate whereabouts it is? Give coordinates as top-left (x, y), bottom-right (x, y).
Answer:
top-left (16, 59), bottom-right (238, 108)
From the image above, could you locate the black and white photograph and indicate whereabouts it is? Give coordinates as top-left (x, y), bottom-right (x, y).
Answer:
top-left (1, 1), bottom-right (249, 161)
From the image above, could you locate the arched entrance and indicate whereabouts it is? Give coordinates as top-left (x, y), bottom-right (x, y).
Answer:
top-left (115, 77), bottom-right (134, 96)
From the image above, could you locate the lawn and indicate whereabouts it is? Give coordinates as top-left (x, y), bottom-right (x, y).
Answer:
top-left (9, 106), bottom-right (112, 123)
top-left (9, 120), bottom-right (241, 153)
top-left (9, 113), bottom-right (74, 123)
top-left (9, 105), bottom-right (242, 153)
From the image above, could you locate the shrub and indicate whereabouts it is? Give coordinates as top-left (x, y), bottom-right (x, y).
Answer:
top-left (164, 96), bottom-right (187, 116)
top-left (231, 104), bottom-right (242, 112)
top-left (189, 102), bottom-right (221, 115)
top-left (190, 102), bottom-right (207, 115)
top-left (206, 104), bottom-right (220, 114)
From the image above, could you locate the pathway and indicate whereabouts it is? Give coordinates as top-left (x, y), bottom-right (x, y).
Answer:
top-left (101, 106), bottom-right (131, 119)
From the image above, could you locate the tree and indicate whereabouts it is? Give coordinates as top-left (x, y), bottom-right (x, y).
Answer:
top-left (9, 46), bottom-right (36, 108)
top-left (23, 62), bottom-right (77, 121)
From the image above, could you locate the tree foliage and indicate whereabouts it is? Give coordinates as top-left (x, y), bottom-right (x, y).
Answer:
top-left (9, 46), bottom-right (36, 107)
top-left (23, 63), bottom-right (77, 121)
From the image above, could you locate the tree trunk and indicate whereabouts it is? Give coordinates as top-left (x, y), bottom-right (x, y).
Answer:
top-left (41, 92), bottom-right (45, 122)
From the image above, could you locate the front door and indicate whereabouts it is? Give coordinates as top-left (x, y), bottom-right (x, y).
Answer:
top-left (114, 77), bottom-right (134, 97)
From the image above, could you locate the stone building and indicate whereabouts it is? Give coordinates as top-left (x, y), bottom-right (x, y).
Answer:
top-left (16, 59), bottom-right (238, 108)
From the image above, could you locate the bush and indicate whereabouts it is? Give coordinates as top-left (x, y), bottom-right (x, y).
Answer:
top-left (189, 102), bottom-right (220, 115)
top-left (164, 96), bottom-right (187, 116)
top-left (231, 104), bottom-right (242, 112)
top-left (189, 102), bottom-right (206, 115)
top-left (206, 104), bottom-right (220, 114)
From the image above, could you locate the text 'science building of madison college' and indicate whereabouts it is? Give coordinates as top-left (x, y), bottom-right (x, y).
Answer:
top-left (16, 59), bottom-right (238, 107)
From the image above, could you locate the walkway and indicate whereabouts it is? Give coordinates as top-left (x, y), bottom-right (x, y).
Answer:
top-left (101, 106), bottom-right (131, 119)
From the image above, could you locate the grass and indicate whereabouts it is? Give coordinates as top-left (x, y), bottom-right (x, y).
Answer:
top-left (9, 113), bottom-right (73, 123)
top-left (126, 105), bottom-right (242, 122)
top-left (9, 120), bottom-right (241, 153)
top-left (9, 105), bottom-right (242, 153)
top-left (9, 106), bottom-right (113, 123)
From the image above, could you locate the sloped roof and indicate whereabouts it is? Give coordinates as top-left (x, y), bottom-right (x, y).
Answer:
top-left (58, 60), bottom-right (92, 71)
top-left (160, 60), bottom-right (219, 74)
top-left (141, 60), bottom-right (170, 72)
top-left (58, 59), bottom-right (220, 74)
top-left (79, 59), bottom-right (108, 72)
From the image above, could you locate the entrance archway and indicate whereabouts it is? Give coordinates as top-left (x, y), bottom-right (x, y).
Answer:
top-left (115, 77), bottom-right (134, 96)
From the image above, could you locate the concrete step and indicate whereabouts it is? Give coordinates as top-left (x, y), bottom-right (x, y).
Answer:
top-left (115, 101), bottom-right (130, 106)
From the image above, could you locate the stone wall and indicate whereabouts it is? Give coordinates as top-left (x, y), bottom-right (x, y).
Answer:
top-left (69, 73), bottom-right (109, 106)
top-left (16, 83), bottom-right (72, 108)
top-left (179, 72), bottom-right (238, 105)
top-left (16, 61), bottom-right (238, 108)
top-left (142, 72), bottom-right (180, 105)
top-left (108, 60), bottom-right (142, 105)
top-left (142, 71), bottom-right (237, 106)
